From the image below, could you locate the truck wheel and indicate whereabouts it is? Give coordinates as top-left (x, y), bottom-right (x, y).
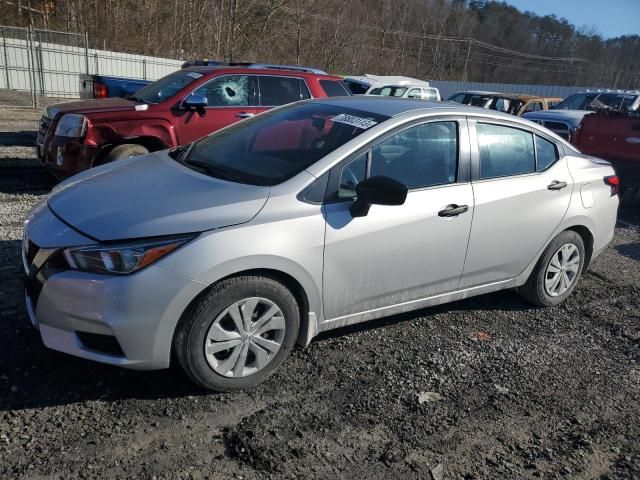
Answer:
top-left (519, 230), bottom-right (585, 307)
top-left (174, 275), bottom-right (300, 392)
top-left (99, 144), bottom-right (149, 165)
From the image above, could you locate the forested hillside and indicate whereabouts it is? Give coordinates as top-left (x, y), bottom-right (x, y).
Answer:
top-left (2, 0), bottom-right (639, 88)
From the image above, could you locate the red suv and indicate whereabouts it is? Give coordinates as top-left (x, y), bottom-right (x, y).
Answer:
top-left (36, 63), bottom-right (350, 176)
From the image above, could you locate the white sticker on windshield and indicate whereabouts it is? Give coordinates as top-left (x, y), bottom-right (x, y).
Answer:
top-left (331, 114), bottom-right (378, 130)
top-left (186, 72), bottom-right (203, 79)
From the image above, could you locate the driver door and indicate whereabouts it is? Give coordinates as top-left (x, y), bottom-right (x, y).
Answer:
top-left (322, 119), bottom-right (474, 320)
top-left (173, 74), bottom-right (258, 144)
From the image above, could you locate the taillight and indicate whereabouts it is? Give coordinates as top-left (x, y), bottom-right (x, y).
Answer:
top-left (93, 82), bottom-right (108, 98)
top-left (604, 175), bottom-right (620, 196)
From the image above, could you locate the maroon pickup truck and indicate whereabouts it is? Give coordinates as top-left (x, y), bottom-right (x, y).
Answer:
top-left (37, 63), bottom-right (350, 177)
top-left (573, 111), bottom-right (640, 204)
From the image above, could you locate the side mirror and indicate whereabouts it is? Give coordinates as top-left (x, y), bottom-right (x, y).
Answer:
top-left (183, 94), bottom-right (208, 112)
top-left (350, 175), bottom-right (408, 218)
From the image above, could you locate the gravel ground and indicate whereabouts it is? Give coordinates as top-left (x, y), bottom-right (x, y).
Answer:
top-left (0, 108), bottom-right (639, 480)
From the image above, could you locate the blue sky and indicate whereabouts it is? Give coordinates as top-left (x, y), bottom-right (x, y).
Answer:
top-left (501, 0), bottom-right (640, 38)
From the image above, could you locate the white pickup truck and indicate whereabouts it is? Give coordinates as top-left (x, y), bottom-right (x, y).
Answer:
top-left (344, 74), bottom-right (441, 101)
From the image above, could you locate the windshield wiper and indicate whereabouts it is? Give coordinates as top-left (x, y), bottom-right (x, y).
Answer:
top-left (183, 159), bottom-right (246, 183)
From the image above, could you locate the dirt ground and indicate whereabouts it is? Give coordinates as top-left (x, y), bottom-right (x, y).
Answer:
top-left (0, 108), bottom-right (639, 480)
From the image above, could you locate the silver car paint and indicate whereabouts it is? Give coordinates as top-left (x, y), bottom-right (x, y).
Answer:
top-left (23, 98), bottom-right (618, 370)
top-left (48, 151), bottom-right (270, 241)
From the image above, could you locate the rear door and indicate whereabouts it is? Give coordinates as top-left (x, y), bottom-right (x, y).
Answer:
top-left (461, 119), bottom-right (573, 288)
top-left (322, 118), bottom-right (474, 319)
top-left (174, 74), bottom-right (258, 144)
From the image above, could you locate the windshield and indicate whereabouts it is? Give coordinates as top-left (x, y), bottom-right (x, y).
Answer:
top-left (369, 86), bottom-right (408, 97)
top-left (132, 70), bottom-right (204, 104)
top-left (182, 103), bottom-right (389, 186)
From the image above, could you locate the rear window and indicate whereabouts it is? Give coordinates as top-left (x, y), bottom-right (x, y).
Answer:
top-left (320, 79), bottom-right (351, 97)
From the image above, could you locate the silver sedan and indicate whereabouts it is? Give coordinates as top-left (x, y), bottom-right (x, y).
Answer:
top-left (22, 97), bottom-right (619, 391)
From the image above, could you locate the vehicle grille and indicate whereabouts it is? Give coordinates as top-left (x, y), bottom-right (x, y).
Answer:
top-left (36, 115), bottom-right (52, 149)
top-left (25, 239), bottom-right (39, 265)
top-left (24, 272), bottom-right (43, 304)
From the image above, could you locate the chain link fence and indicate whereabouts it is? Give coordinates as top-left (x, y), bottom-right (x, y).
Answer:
top-left (0, 25), bottom-right (182, 108)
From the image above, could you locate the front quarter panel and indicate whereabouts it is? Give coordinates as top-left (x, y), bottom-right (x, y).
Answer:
top-left (155, 183), bottom-right (326, 327)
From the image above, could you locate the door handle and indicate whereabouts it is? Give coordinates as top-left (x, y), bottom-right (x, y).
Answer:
top-left (438, 204), bottom-right (469, 217)
top-left (236, 112), bottom-right (255, 119)
top-left (548, 180), bottom-right (568, 190)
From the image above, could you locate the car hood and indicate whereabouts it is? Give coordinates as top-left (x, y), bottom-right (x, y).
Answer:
top-left (522, 109), bottom-right (593, 127)
top-left (46, 97), bottom-right (140, 117)
top-left (47, 151), bottom-right (270, 241)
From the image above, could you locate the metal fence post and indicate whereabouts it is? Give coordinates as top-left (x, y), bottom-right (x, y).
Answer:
top-left (26, 26), bottom-right (38, 108)
top-left (36, 33), bottom-right (46, 96)
top-left (1, 28), bottom-right (10, 89)
top-left (94, 52), bottom-right (98, 75)
top-left (142, 58), bottom-right (147, 80)
top-left (84, 31), bottom-right (90, 74)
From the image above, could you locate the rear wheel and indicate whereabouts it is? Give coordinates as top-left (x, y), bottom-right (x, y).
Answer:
top-left (174, 276), bottom-right (299, 391)
top-left (519, 230), bottom-right (585, 307)
top-left (99, 144), bottom-right (149, 165)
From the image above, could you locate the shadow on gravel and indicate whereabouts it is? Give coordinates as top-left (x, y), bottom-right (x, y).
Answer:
top-left (0, 131), bottom-right (37, 147)
top-left (0, 158), bottom-right (55, 194)
top-left (616, 242), bottom-right (640, 260)
top-left (0, 241), bottom-right (207, 411)
top-left (316, 289), bottom-right (532, 342)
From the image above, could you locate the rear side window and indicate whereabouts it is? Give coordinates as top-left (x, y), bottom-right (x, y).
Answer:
top-left (320, 80), bottom-right (351, 97)
top-left (477, 123), bottom-right (535, 179)
top-left (525, 101), bottom-right (542, 112)
top-left (259, 76), bottom-right (310, 106)
top-left (535, 135), bottom-right (559, 171)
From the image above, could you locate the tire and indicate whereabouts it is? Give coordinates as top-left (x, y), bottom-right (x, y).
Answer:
top-left (99, 144), bottom-right (149, 165)
top-left (174, 276), bottom-right (300, 391)
top-left (519, 230), bottom-right (585, 307)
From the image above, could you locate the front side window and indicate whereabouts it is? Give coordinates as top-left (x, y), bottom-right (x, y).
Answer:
top-left (449, 93), bottom-right (465, 103)
top-left (338, 153), bottom-right (367, 198)
top-left (407, 88), bottom-right (423, 99)
top-left (525, 101), bottom-right (542, 112)
top-left (477, 123), bottom-right (535, 179)
top-left (368, 121), bottom-right (458, 189)
top-left (535, 135), bottom-right (559, 171)
top-left (192, 75), bottom-right (255, 107)
top-left (133, 70), bottom-right (205, 104)
top-left (259, 76), bottom-right (310, 106)
top-left (183, 103), bottom-right (388, 186)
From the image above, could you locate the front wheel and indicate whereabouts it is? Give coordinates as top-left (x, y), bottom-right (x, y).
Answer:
top-left (99, 144), bottom-right (149, 165)
top-left (174, 276), bottom-right (300, 391)
top-left (519, 230), bottom-right (585, 307)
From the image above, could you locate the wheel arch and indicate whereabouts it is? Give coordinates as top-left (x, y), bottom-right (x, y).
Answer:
top-left (94, 136), bottom-right (169, 166)
top-left (172, 267), bottom-right (316, 360)
top-left (566, 224), bottom-right (594, 272)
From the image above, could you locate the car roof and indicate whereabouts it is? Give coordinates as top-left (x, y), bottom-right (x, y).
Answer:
top-left (181, 66), bottom-right (341, 79)
top-left (345, 74), bottom-right (430, 88)
top-left (311, 96), bottom-right (515, 118)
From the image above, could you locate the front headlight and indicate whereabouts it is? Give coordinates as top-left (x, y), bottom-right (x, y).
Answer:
top-left (55, 114), bottom-right (87, 137)
top-left (63, 235), bottom-right (195, 275)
